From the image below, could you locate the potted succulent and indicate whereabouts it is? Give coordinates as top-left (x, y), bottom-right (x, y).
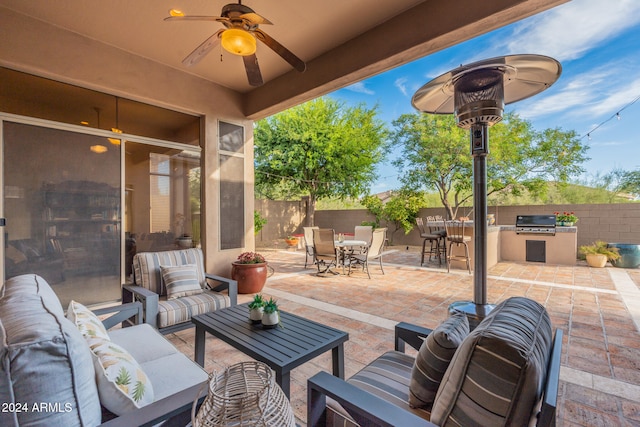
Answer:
top-left (579, 241), bottom-right (620, 268)
top-left (231, 252), bottom-right (268, 294)
top-left (248, 294), bottom-right (265, 323)
top-left (261, 297), bottom-right (281, 329)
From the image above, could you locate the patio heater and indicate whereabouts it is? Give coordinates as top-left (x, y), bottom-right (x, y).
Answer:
top-left (411, 54), bottom-right (561, 327)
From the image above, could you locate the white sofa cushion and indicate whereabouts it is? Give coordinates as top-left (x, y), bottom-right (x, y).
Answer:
top-left (0, 274), bottom-right (101, 427)
top-left (109, 323), bottom-right (208, 401)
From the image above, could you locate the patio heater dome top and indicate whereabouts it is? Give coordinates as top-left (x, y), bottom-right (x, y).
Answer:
top-left (411, 54), bottom-right (562, 129)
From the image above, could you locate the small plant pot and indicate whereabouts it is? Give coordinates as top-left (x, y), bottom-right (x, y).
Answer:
top-left (585, 254), bottom-right (607, 268)
top-left (261, 311), bottom-right (280, 329)
top-left (285, 238), bottom-right (299, 248)
top-left (249, 307), bottom-right (264, 324)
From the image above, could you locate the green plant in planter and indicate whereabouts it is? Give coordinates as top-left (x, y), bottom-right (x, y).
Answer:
top-left (248, 294), bottom-right (266, 323)
top-left (248, 294), bottom-right (266, 309)
top-left (579, 241), bottom-right (620, 261)
top-left (263, 297), bottom-right (279, 314)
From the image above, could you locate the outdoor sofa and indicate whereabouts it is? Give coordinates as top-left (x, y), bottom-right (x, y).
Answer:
top-left (308, 296), bottom-right (562, 427)
top-left (122, 248), bottom-right (238, 334)
top-left (0, 274), bottom-right (208, 426)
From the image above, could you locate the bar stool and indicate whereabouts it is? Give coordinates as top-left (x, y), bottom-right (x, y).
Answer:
top-left (445, 220), bottom-right (472, 273)
top-left (416, 217), bottom-right (443, 266)
top-left (427, 215), bottom-right (447, 264)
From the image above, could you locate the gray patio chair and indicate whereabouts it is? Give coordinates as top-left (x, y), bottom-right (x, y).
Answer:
top-left (313, 228), bottom-right (339, 275)
top-left (445, 220), bottom-right (471, 273)
top-left (348, 227), bottom-right (387, 279)
top-left (303, 226), bottom-right (319, 268)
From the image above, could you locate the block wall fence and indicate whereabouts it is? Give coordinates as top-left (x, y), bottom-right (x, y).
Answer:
top-left (255, 200), bottom-right (640, 254)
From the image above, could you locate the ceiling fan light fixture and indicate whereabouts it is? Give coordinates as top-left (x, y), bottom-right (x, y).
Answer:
top-left (169, 9), bottom-right (184, 17)
top-left (221, 28), bottom-right (256, 56)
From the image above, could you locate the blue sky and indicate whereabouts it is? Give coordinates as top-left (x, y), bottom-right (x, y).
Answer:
top-left (331, 0), bottom-right (640, 193)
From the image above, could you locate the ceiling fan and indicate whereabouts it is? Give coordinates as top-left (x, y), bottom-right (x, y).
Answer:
top-left (165, 1), bottom-right (306, 87)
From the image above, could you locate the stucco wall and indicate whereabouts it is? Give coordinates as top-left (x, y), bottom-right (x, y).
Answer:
top-left (256, 200), bottom-right (640, 253)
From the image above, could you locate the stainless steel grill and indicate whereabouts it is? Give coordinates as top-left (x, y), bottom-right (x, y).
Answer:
top-left (515, 215), bottom-right (556, 235)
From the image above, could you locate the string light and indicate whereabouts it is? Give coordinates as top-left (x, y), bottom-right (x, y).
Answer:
top-left (580, 93), bottom-right (640, 140)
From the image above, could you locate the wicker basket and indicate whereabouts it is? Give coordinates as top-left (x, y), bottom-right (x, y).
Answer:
top-left (192, 361), bottom-right (295, 427)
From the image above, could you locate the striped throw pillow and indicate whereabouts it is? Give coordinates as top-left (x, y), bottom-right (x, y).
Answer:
top-left (409, 312), bottom-right (469, 408)
top-left (160, 264), bottom-right (203, 299)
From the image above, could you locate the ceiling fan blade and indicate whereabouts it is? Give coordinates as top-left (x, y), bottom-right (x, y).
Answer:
top-left (243, 54), bottom-right (264, 87)
top-left (254, 29), bottom-right (306, 72)
top-left (182, 30), bottom-right (223, 67)
top-left (239, 12), bottom-right (273, 25)
top-left (164, 15), bottom-right (227, 23)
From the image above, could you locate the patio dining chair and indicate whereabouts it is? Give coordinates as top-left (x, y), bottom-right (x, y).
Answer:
top-left (303, 226), bottom-right (319, 268)
top-left (352, 225), bottom-right (373, 254)
top-left (348, 227), bottom-right (387, 279)
top-left (445, 220), bottom-right (472, 274)
top-left (313, 228), bottom-right (339, 275)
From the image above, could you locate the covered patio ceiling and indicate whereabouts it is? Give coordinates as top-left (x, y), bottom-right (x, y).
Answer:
top-left (0, 0), bottom-right (567, 119)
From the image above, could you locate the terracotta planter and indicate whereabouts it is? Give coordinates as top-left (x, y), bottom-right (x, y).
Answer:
top-left (231, 262), bottom-right (268, 294)
top-left (585, 254), bottom-right (607, 268)
top-left (285, 238), bottom-right (299, 247)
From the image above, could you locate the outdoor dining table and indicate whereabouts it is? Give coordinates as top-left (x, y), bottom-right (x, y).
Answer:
top-left (335, 239), bottom-right (368, 272)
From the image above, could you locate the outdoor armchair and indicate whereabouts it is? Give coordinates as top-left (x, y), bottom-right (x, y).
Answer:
top-left (122, 248), bottom-right (237, 334)
top-left (308, 297), bottom-right (563, 427)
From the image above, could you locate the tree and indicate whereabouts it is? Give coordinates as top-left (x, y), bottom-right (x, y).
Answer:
top-left (391, 112), bottom-right (589, 218)
top-left (361, 190), bottom-right (425, 244)
top-left (254, 97), bottom-right (387, 225)
top-left (594, 168), bottom-right (640, 201)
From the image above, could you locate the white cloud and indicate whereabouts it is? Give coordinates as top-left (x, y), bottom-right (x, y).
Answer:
top-left (394, 77), bottom-right (408, 96)
top-left (520, 64), bottom-right (640, 122)
top-left (345, 82), bottom-right (374, 95)
top-left (497, 0), bottom-right (640, 61)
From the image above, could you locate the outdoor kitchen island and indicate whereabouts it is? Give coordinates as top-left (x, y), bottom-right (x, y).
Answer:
top-left (445, 218), bottom-right (577, 270)
top-left (499, 225), bottom-right (577, 265)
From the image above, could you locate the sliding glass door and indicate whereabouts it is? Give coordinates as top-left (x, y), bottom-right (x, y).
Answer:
top-left (3, 121), bottom-right (121, 306)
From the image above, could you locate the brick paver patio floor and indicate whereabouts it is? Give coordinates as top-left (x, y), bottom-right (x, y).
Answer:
top-left (167, 246), bottom-right (640, 426)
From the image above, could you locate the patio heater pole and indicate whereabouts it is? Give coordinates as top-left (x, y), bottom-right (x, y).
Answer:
top-left (411, 55), bottom-right (562, 328)
top-left (471, 123), bottom-right (488, 306)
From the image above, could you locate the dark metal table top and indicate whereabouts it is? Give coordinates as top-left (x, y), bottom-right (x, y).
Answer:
top-left (192, 303), bottom-right (349, 371)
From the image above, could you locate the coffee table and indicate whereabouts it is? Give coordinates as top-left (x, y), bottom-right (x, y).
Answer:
top-left (192, 303), bottom-right (349, 398)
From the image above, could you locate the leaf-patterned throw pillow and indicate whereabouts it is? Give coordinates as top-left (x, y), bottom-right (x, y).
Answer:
top-left (67, 300), bottom-right (111, 346)
top-left (90, 339), bottom-right (154, 415)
